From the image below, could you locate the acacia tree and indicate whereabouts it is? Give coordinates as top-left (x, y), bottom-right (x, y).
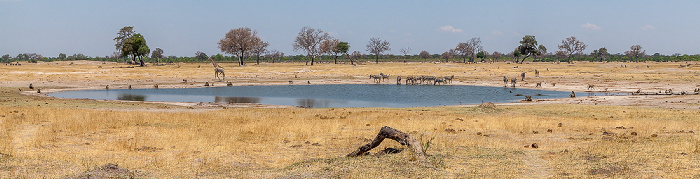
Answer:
top-left (591, 47), bottom-right (609, 62)
top-left (121, 33), bottom-right (150, 66)
top-left (624, 45), bottom-right (645, 62)
top-left (151, 48), bottom-right (164, 65)
top-left (195, 51), bottom-right (208, 61)
top-left (366, 37), bottom-right (390, 64)
top-left (293, 27), bottom-right (331, 66)
top-left (558, 36), bottom-right (587, 63)
top-left (537, 45), bottom-right (547, 61)
top-left (334, 41), bottom-right (350, 64)
top-left (515, 35), bottom-right (541, 63)
top-left (218, 27), bottom-right (264, 66)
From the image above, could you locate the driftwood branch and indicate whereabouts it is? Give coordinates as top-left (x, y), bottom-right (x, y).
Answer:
top-left (347, 126), bottom-right (431, 165)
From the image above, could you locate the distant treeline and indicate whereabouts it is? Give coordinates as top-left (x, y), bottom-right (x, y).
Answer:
top-left (2, 53), bottom-right (699, 64)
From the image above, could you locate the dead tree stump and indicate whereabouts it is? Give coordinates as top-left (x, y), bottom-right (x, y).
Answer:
top-left (347, 126), bottom-right (431, 165)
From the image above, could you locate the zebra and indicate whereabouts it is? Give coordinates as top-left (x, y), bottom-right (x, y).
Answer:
top-left (503, 76), bottom-right (508, 87)
top-left (422, 76), bottom-right (436, 85)
top-left (444, 75), bottom-right (454, 84)
top-left (510, 78), bottom-right (517, 87)
top-left (434, 78), bottom-right (446, 85)
top-left (535, 69), bottom-right (539, 77)
top-left (380, 73), bottom-right (390, 82)
top-left (587, 84), bottom-right (595, 90)
top-left (405, 76), bottom-right (417, 85)
top-left (521, 72), bottom-right (526, 81)
top-left (396, 76), bottom-right (402, 85)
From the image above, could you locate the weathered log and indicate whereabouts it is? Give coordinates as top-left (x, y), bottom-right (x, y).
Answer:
top-left (347, 126), bottom-right (430, 165)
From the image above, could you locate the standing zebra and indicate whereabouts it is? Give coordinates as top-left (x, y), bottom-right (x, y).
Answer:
top-left (503, 76), bottom-right (508, 87)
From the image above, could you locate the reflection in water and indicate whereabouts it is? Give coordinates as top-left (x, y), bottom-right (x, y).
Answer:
top-left (117, 94), bottom-right (146, 101)
top-left (296, 98), bottom-right (331, 108)
top-left (215, 96), bottom-right (261, 104)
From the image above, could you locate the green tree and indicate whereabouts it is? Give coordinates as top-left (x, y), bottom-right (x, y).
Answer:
top-left (195, 51), bottom-right (208, 61)
top-left (151, 48), bottom-right (164, 65)
top-left (121, 33), bottom-right (150, 66)
top-left (334, 41), bottom-right (350, 64)
top-left (591, 47), bottom-right (608, 62)
top-left (2, 54), bottom-right (11, 62)
top-left (624, 45), bottom-right (645, 62)
top-left (58, 53), bottom-right (66, 60)
top-left (515, 35), bottom-right (540, 63)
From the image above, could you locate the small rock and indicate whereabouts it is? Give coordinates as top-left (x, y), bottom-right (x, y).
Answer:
top-left (651, 134), bottom-right (658, 138)
top-left (476, 132), bottom-right (482, 136)
top-left (531, 143), bottom-right (539, 149)
top-left (630, 132), bottom-right (638, 136)
top-left (547, 129), bottom-right (553, 133)
top-left (532, 131), bottom-right (539, 134)
top-left (558, 123), bottom-right (563, 127)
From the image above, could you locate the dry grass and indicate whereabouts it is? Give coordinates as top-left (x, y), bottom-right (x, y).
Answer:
top-left (0, 61), bottom-right (699, 178)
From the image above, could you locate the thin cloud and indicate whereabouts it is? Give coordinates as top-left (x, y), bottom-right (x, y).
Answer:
top-left (581, 22), bottom-right (601, 30)
top-left (641, 24), bottom-right (655, 30)
top-left (439, 25), bottom-right (463, 33)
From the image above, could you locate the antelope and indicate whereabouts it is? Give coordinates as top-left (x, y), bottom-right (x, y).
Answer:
top-left (587, 84), bottom-right (595, 90)
top-left (535, 82), bottom-right (542, 88)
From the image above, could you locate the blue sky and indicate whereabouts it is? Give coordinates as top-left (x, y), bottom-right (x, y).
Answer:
top-left (1, 0), bottom-right (698, 57)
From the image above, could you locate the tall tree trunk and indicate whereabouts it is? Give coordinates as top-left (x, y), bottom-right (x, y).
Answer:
top-left (375, 54), bottom-right (379, 64)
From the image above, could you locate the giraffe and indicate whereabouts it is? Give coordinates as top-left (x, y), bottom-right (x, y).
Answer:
top-left (209, 57), bottom-right (225, 81)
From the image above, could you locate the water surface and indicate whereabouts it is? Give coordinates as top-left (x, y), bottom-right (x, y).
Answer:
top-left (49, 84), bottom-right (623, 108)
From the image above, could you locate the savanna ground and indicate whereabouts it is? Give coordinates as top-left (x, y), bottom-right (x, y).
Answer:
top-left (0, 60), bottom-right (699, 178)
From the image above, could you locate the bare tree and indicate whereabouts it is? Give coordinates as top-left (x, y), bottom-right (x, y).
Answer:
top-left (366, 37), bottom-right (391, 64)
top-left (454, 37), bottom-right (482, 63)
top-left (320, 38), bottom-right (339, 64)
top-left (624, 45), bottom-right (645, 62)
top-left (440, 50), bottom-right (455, 63)
top-left (558, 36), bottom-right (587, 63)
top-left (218, 27), bottom-right (264, 66)
top-left (350, 51), bottom-right (363, 64)
top-left (113, 26), bottom-right (134, 55)
top-left (251, 40), bottom-right (269, 65)
top-left (265, 50), bottom-right (284, 63)
top-left (293, 26), bottom-right (331, 65)
top-left (400, 47), bottom-right (411, 63)
top-left (419, 50), bottom-right (431, 59)
top-left (492, 51), bottom-right (502, 62)
top-left (555, 50), bottom-right (567, 60)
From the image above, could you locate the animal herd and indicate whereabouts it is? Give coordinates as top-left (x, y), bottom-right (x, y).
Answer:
top-left (370, 73), bottom-right (454, 85)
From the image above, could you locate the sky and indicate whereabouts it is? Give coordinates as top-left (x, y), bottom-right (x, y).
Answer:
top-left (1, 0), bottom-right (699, 58)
